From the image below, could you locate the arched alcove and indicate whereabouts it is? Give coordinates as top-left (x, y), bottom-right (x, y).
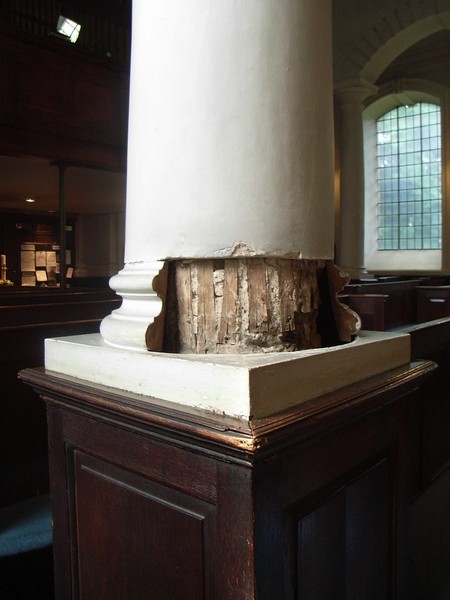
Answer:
top-left (334, 5), bottom-right (450, 277)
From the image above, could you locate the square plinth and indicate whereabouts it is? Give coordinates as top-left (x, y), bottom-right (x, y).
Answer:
top-left (44, 331), bottom-right (411, 421)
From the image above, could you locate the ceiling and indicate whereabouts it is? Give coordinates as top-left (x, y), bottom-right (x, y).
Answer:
top-left (377, 30), bottom-right (450, 88)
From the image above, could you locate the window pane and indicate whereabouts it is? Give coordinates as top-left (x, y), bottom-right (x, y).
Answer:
top-left (376, 103), bottom-right (442, 251)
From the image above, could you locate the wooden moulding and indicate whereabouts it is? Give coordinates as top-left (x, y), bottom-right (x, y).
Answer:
top-left (159, 258), bottom-right (358, 354)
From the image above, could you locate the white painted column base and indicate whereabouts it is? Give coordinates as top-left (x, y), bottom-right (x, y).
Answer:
top-left (100, 261), bottom-right (165, 351)
top-left (45, 331), bottom-right (411, 422)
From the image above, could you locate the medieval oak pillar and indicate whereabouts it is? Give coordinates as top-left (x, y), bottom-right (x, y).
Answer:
top-left (101, 0), bottom-right (355, 353)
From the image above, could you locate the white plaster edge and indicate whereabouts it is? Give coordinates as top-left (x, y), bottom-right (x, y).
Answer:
top-left (44, 331), bottom-right (411, 421)
top-left (248, 332), bottom-right (411, 418)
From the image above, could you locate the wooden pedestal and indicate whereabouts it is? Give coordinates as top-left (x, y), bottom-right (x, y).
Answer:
top-left (20, 360), bottom-right (435, 599)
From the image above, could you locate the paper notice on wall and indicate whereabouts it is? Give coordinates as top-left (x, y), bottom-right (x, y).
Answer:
top-left (22, 273), bottom-right (36, 286)
top-left (46, 251), bottom-right (57, 267)
top-left (36, 270), bottom-right (48, 282)
top-left (21, 251), bottom-right (36, 271)
top-left (35, 251), bottom-right (46, 267)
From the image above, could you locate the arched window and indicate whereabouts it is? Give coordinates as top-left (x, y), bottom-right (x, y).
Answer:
top-left (364, 82), bottom-right (448, 274)
top-left (376, 103), bottom-right (441, 251)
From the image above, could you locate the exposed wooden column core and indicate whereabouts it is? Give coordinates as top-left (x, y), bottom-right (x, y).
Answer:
top-left (162, 258), bottom-right (357, 354)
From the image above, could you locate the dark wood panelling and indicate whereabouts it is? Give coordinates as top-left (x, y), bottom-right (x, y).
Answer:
top-left (405, 318), bottom-right (450, 486)
top-left (296, 460), bottom-right (389, 600)
top-left (73, 79), bottom-right (116, 124)
top-left (20, 360), bottom-right (438, 599)
top-left (16, 60), bottom-right (64, 111)
top-left (252, 401), bottom-right (402, 598)
top-left (339, 293), bottom-right (388, 330)
top-left (297, 489), bottom-right (347, 599)
top-left (416, 286), bottom-right (450, 323)
top-left (0, 298), bottom-right (120, 326)
top-left (0, 290), bottom-right (120, 507)
top-left (62, 410), bottom-right (218, 504)
top-left (341, 278), bottom-right (450, 332)
top-left (343, 279), bottom-right (425, 329)
top-left (73, 451), bottom-right (214, 600)
top-left (0, 287), bottom-right (118, 305)
top-left (215, 461), bottom-right (255, 598)
top-left (0, 24), bottom-right (128, 170)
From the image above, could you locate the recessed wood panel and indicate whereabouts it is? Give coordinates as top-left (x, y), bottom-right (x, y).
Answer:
top-left (296, 459), bottom-right (390, 600)
top-left (73, 451), bottom-right (216, 599)
top-left (63, 411), bottom-right (218, 504)
top-left (19, 360), bottom-right (437, 600)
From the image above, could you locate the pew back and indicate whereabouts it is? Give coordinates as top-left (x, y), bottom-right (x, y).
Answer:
top-left (416, 286), bottom-right (450, 323)
top-left (0, 289), bottom-right (121, 508)
top-left (344, 279), bottom-right (424, 329)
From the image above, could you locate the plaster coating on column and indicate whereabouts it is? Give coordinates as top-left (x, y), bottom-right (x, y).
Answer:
top-left (43, 1), bottom-right (412, 420)
top-left (335, 78), bottom-right (378, 279)
top-left (102, 0), bottom-right (336, 351)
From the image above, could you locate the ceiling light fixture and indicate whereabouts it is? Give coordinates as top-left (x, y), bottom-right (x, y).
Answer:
top-left (57, 16), bottom-right (81, 43)
top-left (25, 198), bottom-right (35, 203)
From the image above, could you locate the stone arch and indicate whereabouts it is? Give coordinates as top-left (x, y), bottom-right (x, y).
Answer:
top-left (365, 78), bottom-right (448, 118)
top-left (361, 10), bottom-right (450, 84)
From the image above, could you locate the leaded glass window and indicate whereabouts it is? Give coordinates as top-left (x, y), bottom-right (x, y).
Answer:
top-left (376, 103), bottom-right (441, 250)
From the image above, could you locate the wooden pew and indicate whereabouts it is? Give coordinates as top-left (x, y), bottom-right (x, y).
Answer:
top-left (390, 318), bottom-right (450, 491)
top-left (339, 294), bottom-right (389, 331)
top-left (343, 278), bottom-right (425, 329)
top-left (0, 319), bottom-right (107, 508)
top-left (0, 287), bottom-right (118, 306)
top-left (399, 318), bottom-right (450, 600)
top-left (339, 278), bottom-right (450, 490)
top-left (341, 278), bottom-right (450, 331)
top-left (0, 298), bottom-right (121, 327)
top-left (416, 286), bottom-right (450, 323)
top-left (0, 290), bottom-right (121, 508)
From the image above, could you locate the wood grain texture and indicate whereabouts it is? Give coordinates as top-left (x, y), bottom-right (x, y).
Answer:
top-left (166, 258), bottom-right (355, 353)
top-left (19, 361), bottom-right (437, 599)
top-left (75, 451), bottom-right (213, 599)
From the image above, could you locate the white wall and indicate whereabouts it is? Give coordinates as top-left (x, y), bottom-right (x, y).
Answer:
top-left (75, 212), bottom-right (125, 279)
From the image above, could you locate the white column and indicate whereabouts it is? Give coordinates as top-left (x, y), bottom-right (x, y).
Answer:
top-left (46, 0), bottom-right (411, 420)
top-left (335, 78), bottom-right (378, 279)
top-left (101, 0), bottom-right (335, 351)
